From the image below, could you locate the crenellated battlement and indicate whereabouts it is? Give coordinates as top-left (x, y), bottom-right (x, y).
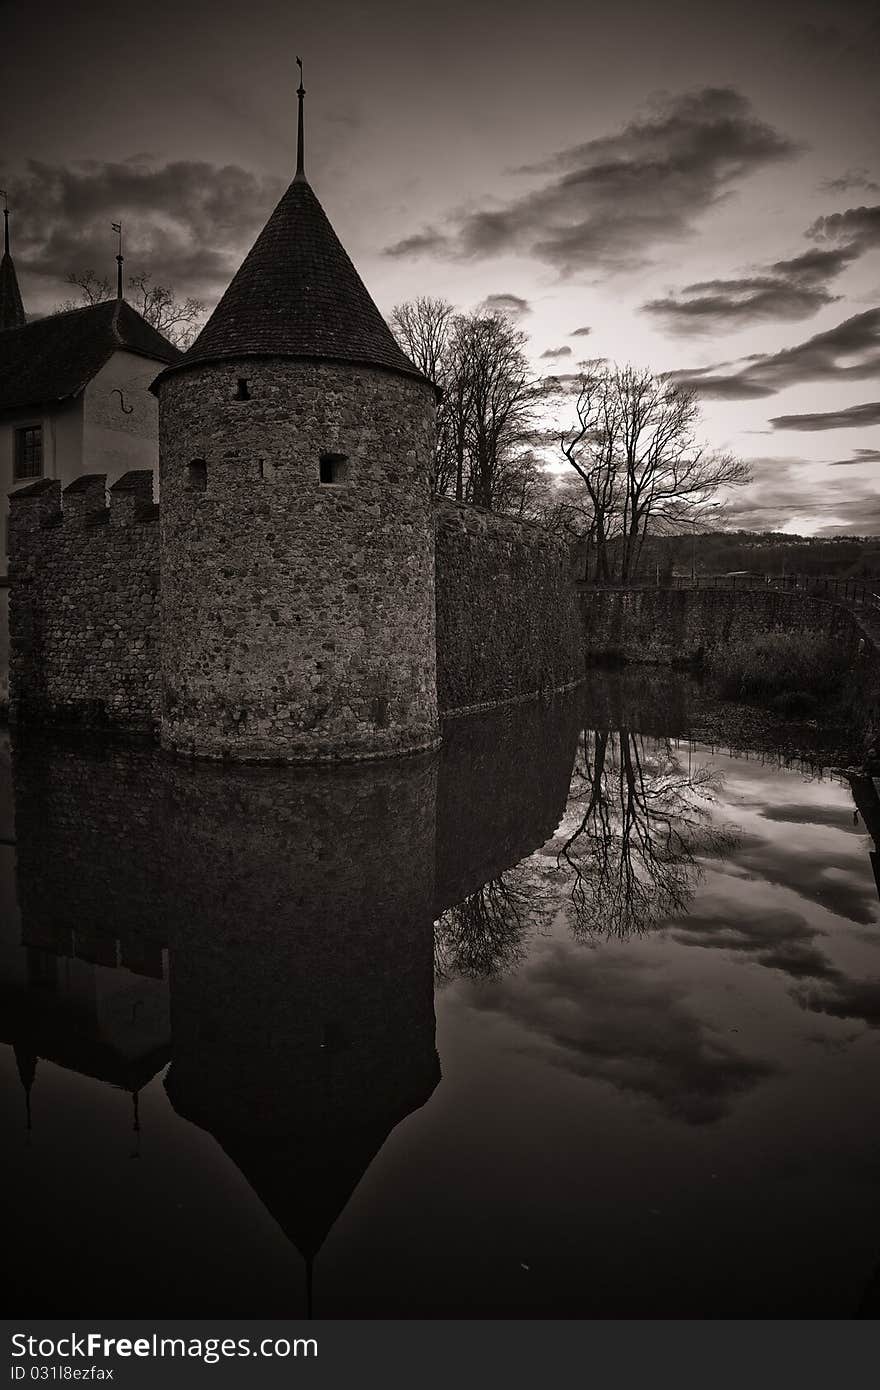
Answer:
top-left (8, 468), bottom-right (161, 730)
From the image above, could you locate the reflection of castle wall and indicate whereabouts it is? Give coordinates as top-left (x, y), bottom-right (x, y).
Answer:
top-left (435, 691), bottom-right (582, 912)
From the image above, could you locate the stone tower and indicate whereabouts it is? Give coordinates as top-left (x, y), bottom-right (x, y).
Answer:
top-left (152, 74), bottom-right (439, 762)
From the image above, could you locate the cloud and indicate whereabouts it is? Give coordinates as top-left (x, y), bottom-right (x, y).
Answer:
top-left (821, 170), bottom-right (880, 196)
top-left (541, 345), bottom-right (572, 359)
top-left (385, 86), bottom-right (797, 274)
top-left (770, 401), bottom-right (880, 431)
top-left (643, 245), bottom-right (858, 334)
top-left (466, 940), bottom-right (775, 1124)
top-left (6, 156), bottom-right (285, 309)
top-left (828, 447), bottom-right (880, 466)
top-left (808, 204), bottom-right (880, 251)
top-left (570, 326), bottom-right (592, 336)
top-left (712, 455), bottom-right (880, 534)
top-left (670, 308), bottom-right (880, 399)
top-left (478, 292), bottom-right (532, 319)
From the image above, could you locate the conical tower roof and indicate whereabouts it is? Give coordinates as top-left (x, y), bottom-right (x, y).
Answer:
top-left (155, 176), bottom-right (426, 387)
top-left (0, 207), bottom-right (26, 331)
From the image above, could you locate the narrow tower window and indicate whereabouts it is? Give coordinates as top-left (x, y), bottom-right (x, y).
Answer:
top-left (235, 378), bottom-right (250, 400)
top-left (187, 459), bottom-right (207, 492)
top-left (319, 452), bottom-right (348, 485)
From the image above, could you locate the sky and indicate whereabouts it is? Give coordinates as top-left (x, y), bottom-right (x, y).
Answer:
top-left (1, 0), bottom-right (878, 534)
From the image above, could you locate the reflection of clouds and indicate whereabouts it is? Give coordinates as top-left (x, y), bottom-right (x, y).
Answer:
top-left (758, 803), bottom-right (863, 833)
top-left (466, 940), bottom-right (776, 1126)
top-left (670, 904), bottom-right (841, 983)
top-left (670, 896), bottom-right (880, 1030)
top-left (729, 831), bottom-right (877, 925)
top-left (793, 976), bottom-right (880, 1029)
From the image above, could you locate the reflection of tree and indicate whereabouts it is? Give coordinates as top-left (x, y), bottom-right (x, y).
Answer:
top-left (434, 872), bottom-right (547, 982)
top-left (556, 730), bottom-right (738, 938)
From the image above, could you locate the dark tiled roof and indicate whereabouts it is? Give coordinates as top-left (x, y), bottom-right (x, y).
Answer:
top-left (0, 252), bottom-right (25, 331)
top-left (0, 298), bottom-right (181, 413)
top-left (154, 175), bottom-right (427, 388)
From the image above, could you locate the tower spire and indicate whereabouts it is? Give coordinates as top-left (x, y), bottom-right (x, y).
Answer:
top-left (295, 56), bottom-right (306, 181)
top-left (112, 221), bottom-right (124, 299)
top-left (0, 189), bottom-right (26, 330)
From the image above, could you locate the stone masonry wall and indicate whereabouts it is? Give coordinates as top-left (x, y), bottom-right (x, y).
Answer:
top-left (8, 472), bottom-right (160, 729)
top-left (435, 497), bottom-right (585, 713)
top-left (158, 360), bottom-right (439, 762)
top-left (579, 585), bottom-right (871, 663)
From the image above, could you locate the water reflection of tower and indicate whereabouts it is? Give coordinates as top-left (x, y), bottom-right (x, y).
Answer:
top-left (161, 754), bottom-right (440, 1301)
top-left (5, 687), bottom-right (582, 1310)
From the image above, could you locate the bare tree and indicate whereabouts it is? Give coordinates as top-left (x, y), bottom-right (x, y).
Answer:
top-left (126, 272), bottom-right (205, 349)
top-left (56, 270), bottom-right (205, 349)
top-left (56, 270), bottom-right (113, 309)
top-left (560, 366), bottom-right (750, 584)
top-left (391, 299), bottom-right (547, 514)
top-left (390, 295), bottom-right (454, 383)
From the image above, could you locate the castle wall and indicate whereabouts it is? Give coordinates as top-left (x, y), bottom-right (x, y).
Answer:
top-left (158, 360), bottom-right (439, 762)
top-left (0, 582), bottom-right (8, 710)
top-left (579, 585), bottom-right (870, 663)
top-left (7, 473), bottom-right (160, 729)
top-left (434, 497), bottom-right (585, 714)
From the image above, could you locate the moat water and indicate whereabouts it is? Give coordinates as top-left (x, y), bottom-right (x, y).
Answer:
top-left (2, 671), bottom-right (880, 1318)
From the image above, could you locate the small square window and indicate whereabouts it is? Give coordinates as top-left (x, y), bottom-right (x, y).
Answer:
top-left (319, 452), bottom-right (348, 485)
top-left (187, 459), bottom-right (207, 492)
top-left (14, 425), bottom-right (42, 481)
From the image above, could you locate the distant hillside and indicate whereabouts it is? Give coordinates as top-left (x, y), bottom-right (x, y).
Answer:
top-left (647, 531), bottom-right (880, 580)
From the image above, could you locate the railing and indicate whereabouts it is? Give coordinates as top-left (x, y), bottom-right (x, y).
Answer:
top-left (669, 572), bottom-right (880, 613)
top-left (586, 572), bottom-right (880, 613)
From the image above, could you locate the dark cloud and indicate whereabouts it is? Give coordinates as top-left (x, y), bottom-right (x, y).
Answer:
top-left (478, 292), bottom-right (531, 318)
top-left (385, 87), bottom-right (797, 274)
top-left (670, 309), bottom-right (880, 399)
top-left (541, 345), bottom-right (572, 359)
top-left (719, 460), bottom-right (880, 532)
top-left (466, 940), bottom-right (775, 1125)
top-left (643, 246), bottom-right (858, 334)
top-left (5, 156), bottom-right (284, 308)
top-left (828, 447), bottom-right (880, 466)
top-left (570, 326), bottom-right (592, 336)
top-left (808, 204), bottom-right (880, 250)
top-left (821, 170), bottom-right (880, 196)
top-left (770, 401), bottom-right (880, 431)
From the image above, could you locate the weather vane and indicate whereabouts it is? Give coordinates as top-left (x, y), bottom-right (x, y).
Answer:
top-left (111, 220), bottom-right (124, 299)
top-left (295, 56), bottom-right (306, 178)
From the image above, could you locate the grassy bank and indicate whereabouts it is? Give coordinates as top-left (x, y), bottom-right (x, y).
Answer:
top-left (707, 630), bottom-right (856, 720)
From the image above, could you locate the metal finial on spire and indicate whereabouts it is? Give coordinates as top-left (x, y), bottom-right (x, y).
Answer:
top-left (295, 56), bottom-right (306, 180)
top-left (112, 220), bottom-right (124, 299)
top-left (1, 190), bottom-right (10, 257)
